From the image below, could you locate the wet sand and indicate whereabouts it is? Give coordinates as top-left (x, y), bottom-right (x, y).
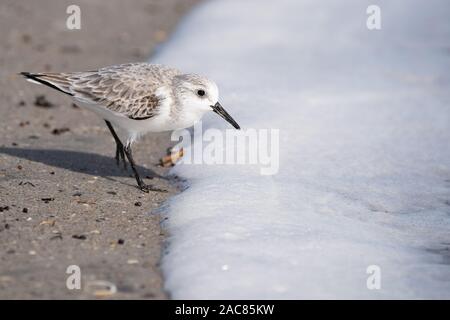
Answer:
top-left (0, 0), bottom-right (199, 299)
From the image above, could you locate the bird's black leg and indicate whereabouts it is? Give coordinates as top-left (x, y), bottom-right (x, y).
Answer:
top-left (104, 120), bottom-right (127, 170)
top-left (123, 142), bottom-right (163, 193)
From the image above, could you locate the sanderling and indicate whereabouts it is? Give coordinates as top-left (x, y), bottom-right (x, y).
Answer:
top-left (21, 62), bottom-right (240, 192)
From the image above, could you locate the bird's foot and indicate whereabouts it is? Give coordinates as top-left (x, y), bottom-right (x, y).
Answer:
top-left (159, 147), bottom-right (184, 167)
top-left (137, 182), bottom-right (167, 193)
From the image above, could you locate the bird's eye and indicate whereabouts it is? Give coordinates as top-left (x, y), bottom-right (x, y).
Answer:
top-left (197, 89), bottom-right (206, 97)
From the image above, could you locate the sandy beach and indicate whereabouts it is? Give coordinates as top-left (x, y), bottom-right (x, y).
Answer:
top-left (0, 0), bottom-right (199, 299)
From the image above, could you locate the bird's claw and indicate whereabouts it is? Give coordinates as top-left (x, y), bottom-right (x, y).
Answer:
top-left (138, 182), bottom-right (167, 193)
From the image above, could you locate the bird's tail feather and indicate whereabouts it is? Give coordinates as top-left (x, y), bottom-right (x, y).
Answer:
top-left (20, 72), bottom-right (74, 96)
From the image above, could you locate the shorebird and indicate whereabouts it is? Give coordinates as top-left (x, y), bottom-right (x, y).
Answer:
top-left (21, 63), bottom-right (240, 192)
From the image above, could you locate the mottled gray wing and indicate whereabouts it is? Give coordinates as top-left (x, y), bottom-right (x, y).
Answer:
top-left (23, 63), bottom-right (180, 120)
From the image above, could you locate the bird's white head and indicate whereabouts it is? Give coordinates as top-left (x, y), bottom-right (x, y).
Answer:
top-left (172, 73), bottom-right (240, 129)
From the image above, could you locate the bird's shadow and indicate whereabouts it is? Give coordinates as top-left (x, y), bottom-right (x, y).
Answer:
top-left (0, 147), bottom-right (165, 181)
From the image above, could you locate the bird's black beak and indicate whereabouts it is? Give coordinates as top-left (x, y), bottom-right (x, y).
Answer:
top-left (211, 102), bottom-right (240, 130)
